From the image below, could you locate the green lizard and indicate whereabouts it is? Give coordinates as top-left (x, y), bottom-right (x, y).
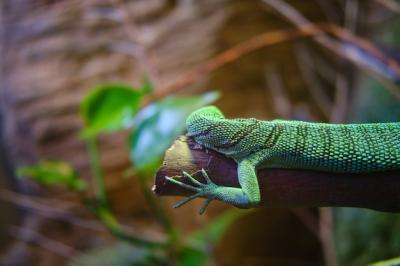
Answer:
top-left (165, 106), bottom-right (400, 214)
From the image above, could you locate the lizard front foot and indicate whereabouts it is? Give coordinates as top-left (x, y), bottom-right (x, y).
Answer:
top-left (165, 169), bottom-right (251, 214)
top-left (165, 169), bottom-right (217, 214)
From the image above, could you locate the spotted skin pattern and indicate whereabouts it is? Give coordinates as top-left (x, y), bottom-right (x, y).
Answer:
top-left (165, 106), bottom-right (400, 214)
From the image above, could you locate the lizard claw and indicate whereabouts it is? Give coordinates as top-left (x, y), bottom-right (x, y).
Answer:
top-left (165, 168), bottom-right (217, 214)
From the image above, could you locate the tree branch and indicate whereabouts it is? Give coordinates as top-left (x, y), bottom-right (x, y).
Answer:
top-left (154, 136), bottom-right (400, 213)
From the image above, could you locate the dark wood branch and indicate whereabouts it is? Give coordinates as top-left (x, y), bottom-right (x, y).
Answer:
top-left (154, 136), bottom-right (400, 213)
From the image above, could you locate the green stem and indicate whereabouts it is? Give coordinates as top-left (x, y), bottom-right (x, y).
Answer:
top-left (137, 176), bottom-right (179, 243)
top-left (87, 138), bottom-right (107, 207)
top-left (95, 206), bottom-right (166, 248)
top-left (85, 138), bottom-right (166, 248)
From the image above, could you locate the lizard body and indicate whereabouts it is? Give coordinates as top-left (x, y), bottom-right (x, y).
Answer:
top-left (165, 106), bottom-right (400, 214)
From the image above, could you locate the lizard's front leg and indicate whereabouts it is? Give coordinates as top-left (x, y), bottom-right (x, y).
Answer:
top-left (165, 160), bottom-right (261, 214)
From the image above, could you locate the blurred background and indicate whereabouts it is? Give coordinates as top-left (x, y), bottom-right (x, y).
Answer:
top-left (1, 0), bottom-right (400, 265)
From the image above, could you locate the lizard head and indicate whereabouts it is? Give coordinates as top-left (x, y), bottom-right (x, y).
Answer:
top-left (186, 105), bottom-right (225, 134)
top-left (186, 105), bottom-right (226, 144)
top-left (186, 106), bottom-right (261, 158)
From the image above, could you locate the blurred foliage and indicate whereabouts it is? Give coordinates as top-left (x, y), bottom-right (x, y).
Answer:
top-left (12, 1), bottom-right (400, 265)
top-left (188, 208), bottom-right (246, 245)
top-left (369, 256), bottom-right (400, 266)
top-left (140, 77), bottom-right (154, 95)
top-left (179, 209), bottom-right (246, 266)
top-left (350, 16), bottom-right (400, 123)
top-left (334, 208), bottom-right (400, 266)
top-left (351, 77), bottom-right (400, 123)
top-left (336, 16), bottom-right (400, 266)
top-left (17, 161), bottom-right (86, 192)
top-left (17, 80), bottom-right (232, 266)
top-left (177, 246), bottom-right (207, 266)
top-left (67, 242), bottom-right (158, 266)
top-left (66, 210), bottom-right (246, 266)
top-left (130, 91), bottom-right (219, 177)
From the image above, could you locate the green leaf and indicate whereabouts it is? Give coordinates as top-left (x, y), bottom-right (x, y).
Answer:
top-left (176, 209), bottom-right (246, 266)
top-left (187, 209), bottom-right (246, 245)
top-left (17, 161), bottom-right (86, 192)
top-left (177, 246), bottom-right (208, 266)
top-left (80, 83), bottom-right (143, 138)
top-left (129, 91), bottom-right (219, 176)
